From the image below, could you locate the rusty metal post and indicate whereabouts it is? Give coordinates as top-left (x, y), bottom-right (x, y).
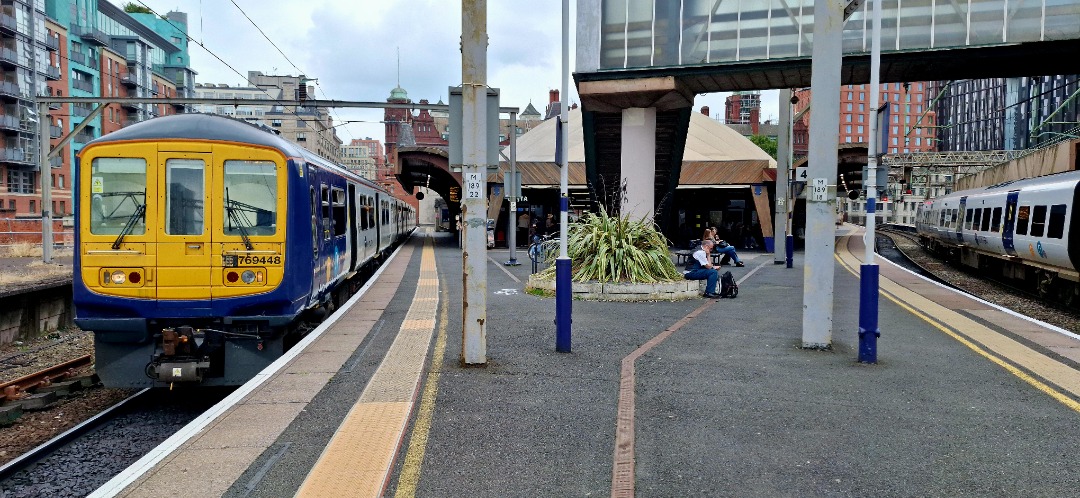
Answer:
top-left (39, 101), bottom-right (52, 263)
top-left (461, 0), bottom-right (488, 365)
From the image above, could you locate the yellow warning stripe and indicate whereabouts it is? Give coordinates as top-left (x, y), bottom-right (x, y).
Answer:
top-left (297, 237), bottom-right (439, 497)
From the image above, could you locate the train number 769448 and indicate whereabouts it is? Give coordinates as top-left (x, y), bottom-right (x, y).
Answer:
top-left (222, 255), bottom-right (282, 267)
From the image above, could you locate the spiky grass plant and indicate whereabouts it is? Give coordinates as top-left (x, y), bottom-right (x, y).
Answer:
top-left (536, 208), bottom-right (683, 283)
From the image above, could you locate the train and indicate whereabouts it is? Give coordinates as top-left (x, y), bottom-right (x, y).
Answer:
top-left (914, 169), bottom-right (1079, 306)
top-left (74, 113), bottom-right (415, 388)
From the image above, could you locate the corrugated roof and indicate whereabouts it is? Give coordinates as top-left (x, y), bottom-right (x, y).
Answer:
top-left (506, 109), bottom-right (776, 186)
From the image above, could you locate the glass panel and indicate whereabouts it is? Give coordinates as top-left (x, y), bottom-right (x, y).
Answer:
top-left (224, 160), bottom-right (278, 236)
top-left (165, 159), bottom-right (205, 235)
top-left (600, 0), bottom-right (629, 69)
top-left (971, 208), bottom-right (981, 231)
top-left (1015, 205), bottom-right (1029, 235)
top-left (990, 207), bottom-right (1001, 232)
top-left (89, 157), bottom-right (147, 235)
top-left (1030, 205), bottom-right (1047, 237)
top-left (1047, 204), bottom-right (1066, 239)
top-left (980, 207), bottom-right (992, 231)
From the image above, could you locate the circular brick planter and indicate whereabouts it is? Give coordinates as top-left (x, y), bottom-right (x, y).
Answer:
top-left (526, 274), bottom-right (704, 301)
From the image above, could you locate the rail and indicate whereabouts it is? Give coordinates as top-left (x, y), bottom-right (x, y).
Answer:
top-left (0, 355), bottom-right (92, 403)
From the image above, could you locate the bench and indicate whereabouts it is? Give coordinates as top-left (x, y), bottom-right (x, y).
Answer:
top-left (674, 250), bottom-right (724, 266)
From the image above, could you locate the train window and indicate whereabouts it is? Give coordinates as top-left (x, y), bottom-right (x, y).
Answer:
top-left (1047, 204), bottom-right (1066, 239)
top-left (310, 187), bottom-right (318, 254)
top-left (1015, 205), bottom-right (1029, 235)
top-left (971, 208), bottom-right (981, 232)
top-left (223, 160), bottom-right (276, 236)
top-left (1030, 205), bottom-right (1047, 237)
top-left (951, 209), bottom-right (958, 229)
top-left (980, 208), bottom-right (991, 232)
top-left (964, 209), bottom-right (974, 230)
top-left (990, 207), bottom-right (1002, 232)
top-left (165, 159), bottom-right (205, 235)
top-left (332, 187), bottom-right (346, 237)
top-left (938, 210), bottom-right (946, 227)
top-left (89, 157), bottom-right (147, 235)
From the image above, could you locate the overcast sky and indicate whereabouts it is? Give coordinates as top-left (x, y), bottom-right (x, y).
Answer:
top-left (116, 0), bottom-right (779, 143)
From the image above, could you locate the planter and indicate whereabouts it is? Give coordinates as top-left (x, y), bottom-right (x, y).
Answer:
top-left (525, 274), bottom-right (703, 301)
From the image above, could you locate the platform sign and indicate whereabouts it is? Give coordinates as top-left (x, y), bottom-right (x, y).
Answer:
top-left (794, 167), bottom-right (808, 182)
top-left (465, 173), bottom-right (482, 199)
top-left (811, 178), bottom-right (828, 201)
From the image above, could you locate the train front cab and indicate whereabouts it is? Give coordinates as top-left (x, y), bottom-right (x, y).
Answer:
top-left (76, 141), bottom-right (303, 387)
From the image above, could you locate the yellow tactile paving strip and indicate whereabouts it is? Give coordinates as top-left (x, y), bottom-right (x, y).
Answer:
top-left (296, 238), bottom-right (438, 497)
top-left (112, 241), bottom-right (417, 498)
top-left (837, 231), bottom-right (1080, 412)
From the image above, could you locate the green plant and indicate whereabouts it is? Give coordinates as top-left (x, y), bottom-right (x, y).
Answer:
top-left (535, 208), bottom-right (682, 283)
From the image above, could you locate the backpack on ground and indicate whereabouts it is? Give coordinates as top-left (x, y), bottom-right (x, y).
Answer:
top-left (719, 271), bottom-right (738, 298)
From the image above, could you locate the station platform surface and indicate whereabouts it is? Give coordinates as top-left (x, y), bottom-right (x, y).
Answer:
top-left (95, 225), bottom-right (1080, 497)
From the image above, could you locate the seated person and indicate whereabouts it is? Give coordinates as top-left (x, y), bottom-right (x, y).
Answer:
top-left (703, 227), bottom-right (745, 267)
top-left (683, 239), bottom-right (722, 298)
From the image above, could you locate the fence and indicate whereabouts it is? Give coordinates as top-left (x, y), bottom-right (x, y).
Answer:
top-left (0, 218), bottom-right (74, 249)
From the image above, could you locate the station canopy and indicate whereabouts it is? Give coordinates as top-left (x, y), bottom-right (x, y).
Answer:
top-left (503, 109), bottom-right (777, 187)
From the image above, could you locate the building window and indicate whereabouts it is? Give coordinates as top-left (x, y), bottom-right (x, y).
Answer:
top-left (296, 133), bottom-right (306, 142)
top-left (271, 119), bottom-right (281, 127)
top-left (8, 170), bottom-right (35, 194)
top-left (29, 200), bottom-right (36, 213)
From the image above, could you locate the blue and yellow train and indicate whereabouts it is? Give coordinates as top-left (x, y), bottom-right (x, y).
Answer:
top-left (74, 114), bottom-right (414, 388)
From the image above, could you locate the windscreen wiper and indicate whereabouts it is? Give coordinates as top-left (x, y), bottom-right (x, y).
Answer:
top-left (111, 190), bottom-right (146, 249)
top-left (225, 188), bottom-right (255, 251)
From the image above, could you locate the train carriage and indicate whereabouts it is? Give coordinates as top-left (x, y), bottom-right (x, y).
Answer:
top-left (75, 114), bottom-right (414, 388)
top-left (915, 170), bottom-right (1080, 306)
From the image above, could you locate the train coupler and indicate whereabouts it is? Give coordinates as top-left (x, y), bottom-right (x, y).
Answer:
top-left (153, 361), bottom-right (212, 382)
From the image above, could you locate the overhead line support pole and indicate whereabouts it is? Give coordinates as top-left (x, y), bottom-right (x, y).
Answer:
top-left (555, 0), bottom-right (572, 353)
top-left (461, 0), bottom-right (488, 365)
top-left (859, 0), bottom-right (883, 363)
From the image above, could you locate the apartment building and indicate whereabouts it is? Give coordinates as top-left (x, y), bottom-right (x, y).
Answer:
top-left (194, 71), bottom-right (343, 164)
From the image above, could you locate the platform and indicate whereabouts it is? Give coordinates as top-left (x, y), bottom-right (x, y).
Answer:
top-left (91, 226), bottom-right (1080, 497)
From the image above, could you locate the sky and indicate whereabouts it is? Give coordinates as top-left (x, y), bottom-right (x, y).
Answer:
top-left (116, 0), bottom-right (779, 143)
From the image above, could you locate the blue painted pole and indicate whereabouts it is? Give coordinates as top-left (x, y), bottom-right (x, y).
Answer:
top-left (555, 196), bottom-right (572, 352)
top-left (785, 234), bottom-right (794, 268)
top-left (858, 264), bottom-right (880, 363)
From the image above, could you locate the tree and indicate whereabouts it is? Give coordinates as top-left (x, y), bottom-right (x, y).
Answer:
top-left (749, 135), bottom-right (778, 159)
top-left (123, 3), bottom-right (153, 14)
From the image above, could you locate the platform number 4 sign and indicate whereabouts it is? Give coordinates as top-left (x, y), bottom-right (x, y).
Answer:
top-left (794, 167), bottom-right (808, 182)
top-left (465, 173), bottom-right (482, 199)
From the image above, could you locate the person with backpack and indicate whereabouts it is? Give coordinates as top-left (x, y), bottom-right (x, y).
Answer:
top-left (684, 239), bottom-right (722, 298)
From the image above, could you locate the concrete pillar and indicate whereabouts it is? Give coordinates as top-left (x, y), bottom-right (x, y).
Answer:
top-left (802, 0), bottom-right (843, 348)
top-left (620, 107), bottom-right (656, 221)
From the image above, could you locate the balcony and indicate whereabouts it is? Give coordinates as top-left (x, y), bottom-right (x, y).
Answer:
top-left (45, 66), bottom-right (60, 80)
top-left (69, 51), bottom-right (87, 66)
top-left (121, 101), bottom-right (141, 112)
top-left (71, 105), bottom-right (92, 118)
top-left (50, 155), bottom-right (63, 168)
top-left (0, 114), bottom-right (18, 131)
top-left (72, 78), bottom-right (94, 93)
top-left (73, 131), bottom-right (95, 144)
top-left (0, 47), bottom-right (18, 68)
top-left (45, 36), bottom-right (59, 52)
top-left (72, 25), bottom-right (109, 46)
top-left (120, 74), bottom-right (138, 88)
top-left (50, 125), bottom-right (62, 139)
top-left (0, 13), bottom-right (15, 35)
top-left (48, 102), bottom-right (61, 111)
top-left (0, 148), bottom-right (34, 167)
top-left (0, 81), bottom-right (23, 100)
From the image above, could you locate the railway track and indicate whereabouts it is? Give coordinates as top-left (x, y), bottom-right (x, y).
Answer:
top-left (876, 226), bottom-right (1080, 335)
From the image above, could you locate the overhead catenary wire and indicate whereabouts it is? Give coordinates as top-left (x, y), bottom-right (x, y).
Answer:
top-left (227, 0), bottom-right (355, 142)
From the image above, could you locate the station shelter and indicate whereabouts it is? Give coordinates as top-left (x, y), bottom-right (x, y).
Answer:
top-left (491, 108), bottom-right (777, 249)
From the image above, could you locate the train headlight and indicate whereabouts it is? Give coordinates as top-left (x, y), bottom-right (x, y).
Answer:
top-left (241, 270), bottom-right (256, 284)
top-left (110, 270), bottom-right (126, 285)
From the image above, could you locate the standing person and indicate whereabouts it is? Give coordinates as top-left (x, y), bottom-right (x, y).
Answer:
top-left (684, 239), bottom-right (721, 298)
top-left (533, 212), bottom-right (546, 243)
top-left (517, 211), bottom-right (530, 247)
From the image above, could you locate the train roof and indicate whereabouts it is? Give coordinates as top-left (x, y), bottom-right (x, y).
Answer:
top-left (966, 169), bottom-right (1080, 194)
top-left (84, 113), bottom-right (305, 155)
top-left (82, 113), bottom-right (391, 193)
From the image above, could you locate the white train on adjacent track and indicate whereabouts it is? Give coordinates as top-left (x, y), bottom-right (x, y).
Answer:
top-left (915, 169), bottom-right (1080, 307)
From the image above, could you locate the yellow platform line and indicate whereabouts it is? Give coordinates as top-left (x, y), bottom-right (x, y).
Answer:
top-left (297, 237), bottom-right (439, 497)
top-left (835, 233), bottom-right (1080, 413)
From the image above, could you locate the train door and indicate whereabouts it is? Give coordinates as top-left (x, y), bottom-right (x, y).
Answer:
top-left (155, 150), bottom-right (212, 307)
top-left (1002, 191), bottom-right (1020, 256)
top-left (955, 196), bottom-right (967, 244)
top-left (348, 184), bottom-right (358, 271)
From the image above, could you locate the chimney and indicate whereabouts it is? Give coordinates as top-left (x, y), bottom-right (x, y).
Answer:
top-left (700, 106), bottom-right (710, 117)
top-left (549, 89), bottom-right (560, 104)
